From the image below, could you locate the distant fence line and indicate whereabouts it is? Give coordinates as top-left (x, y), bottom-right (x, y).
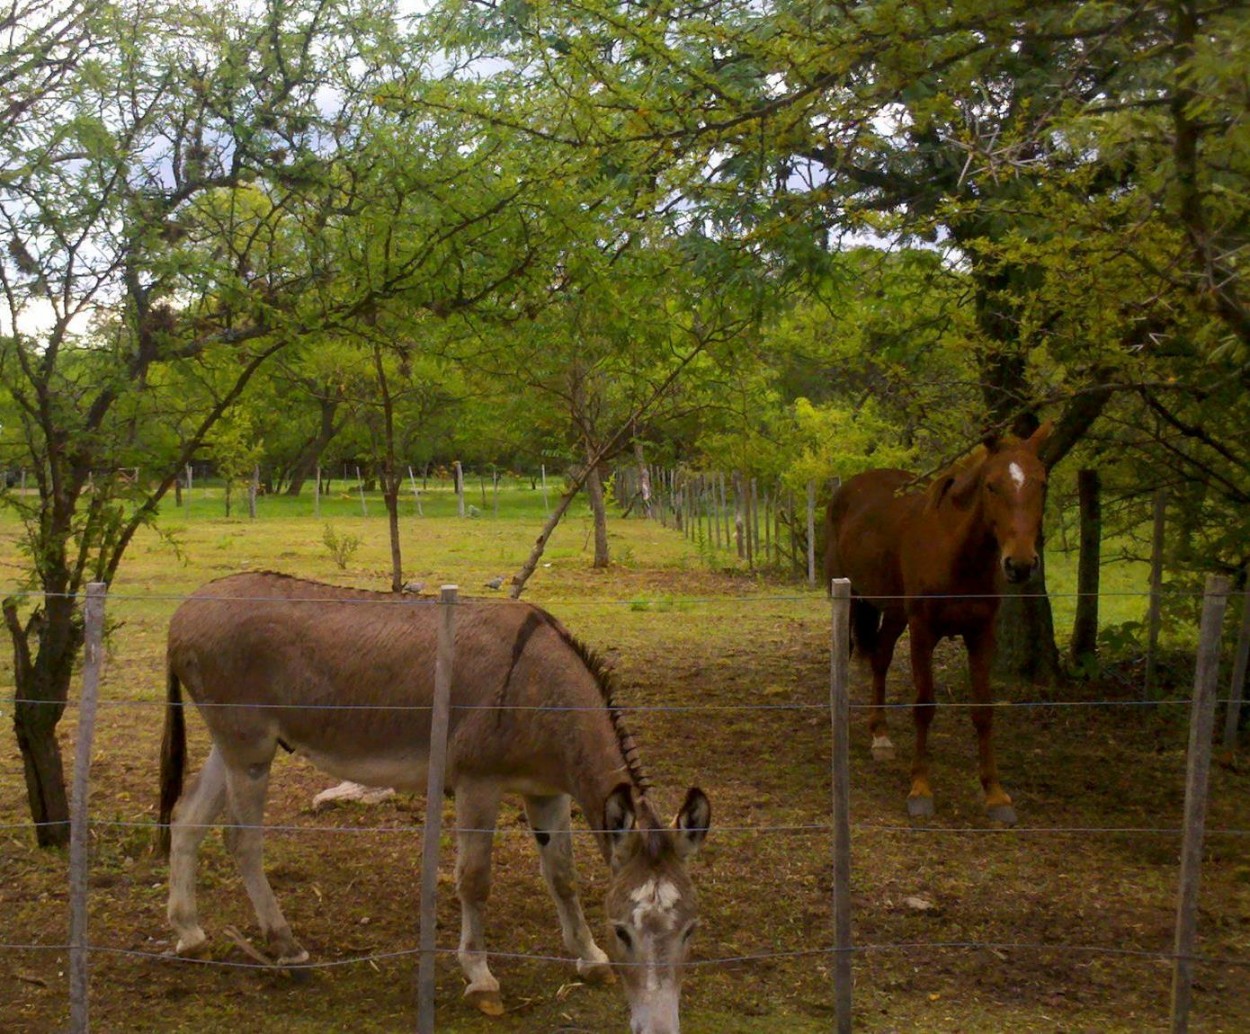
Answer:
top-left (1, 582), bottom-right (1248, 1033)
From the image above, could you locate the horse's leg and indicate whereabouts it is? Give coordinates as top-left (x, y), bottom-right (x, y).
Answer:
top-left (966, 625), bottom-right (1018, 826)
top-left (222, 752), bottom-right (307, 964)
top-left (523, 793), bottom-right (612, 984)
top-left (454, 779), bottom-right (505, 1017)
top-left (869, 612), bottom-right (906, 761)
top-left (168, 745), bottom-right (228, 956)
top-left (907, 621), bottom-right (939, 818)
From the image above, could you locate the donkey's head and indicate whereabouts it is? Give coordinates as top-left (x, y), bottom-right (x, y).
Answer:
top-left (603, 784), bottom-right (711, 1034)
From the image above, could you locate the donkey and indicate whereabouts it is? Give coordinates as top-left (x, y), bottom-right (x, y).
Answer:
top-left (159, 571), bottom-right (710, 1032)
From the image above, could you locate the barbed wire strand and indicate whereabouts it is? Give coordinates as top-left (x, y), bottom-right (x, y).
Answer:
top-left (0, 940), bottom-right (1245, 973)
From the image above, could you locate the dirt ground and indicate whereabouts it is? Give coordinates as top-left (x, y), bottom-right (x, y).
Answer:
top-left (1, 562), bottom-right (1248, 1033)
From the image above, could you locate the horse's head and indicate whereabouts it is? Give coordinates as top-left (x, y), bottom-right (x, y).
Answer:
top-left (980, 422), bottom-right (1051, 583)
top-left (603, 785), bottom-right (711, 1034)
top-left (938, 422), bottom-right (1050, 584)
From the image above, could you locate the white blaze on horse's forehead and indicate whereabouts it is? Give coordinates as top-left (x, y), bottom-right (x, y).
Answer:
top-left (1008, 462), bottom-right (1027, 490)
top-left (629, 877), bottom-right (681, 929)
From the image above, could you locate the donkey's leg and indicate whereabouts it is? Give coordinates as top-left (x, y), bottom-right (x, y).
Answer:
top-left (222, 753), bottom-right (307, 964)
top-left (523, 793), bottom-right (612, 984)
top-left (868, 613), bottom-right (906, 761)
top-left (965, 625), bottom-right (1017, 826)
top-left (454, 780), bottom-right (505, 1016)
top-left (168, 746), bottom-right (228, 956)
top-left (907, 621), bottom-right (939, 818)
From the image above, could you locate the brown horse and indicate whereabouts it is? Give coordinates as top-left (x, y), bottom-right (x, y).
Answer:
top-left (824, 423), bottom-right (1051, 825)
top-left (159, 572), bottom-right (710, 1032)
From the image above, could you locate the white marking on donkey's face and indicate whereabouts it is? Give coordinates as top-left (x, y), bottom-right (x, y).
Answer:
top-left (631, 877), bottom-right (681, 931)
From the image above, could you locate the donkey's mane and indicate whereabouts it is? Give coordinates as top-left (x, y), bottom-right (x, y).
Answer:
top-left (223, 572), bottom-right (652, 793)
top-left (535, 610), bottom-right (652, 795)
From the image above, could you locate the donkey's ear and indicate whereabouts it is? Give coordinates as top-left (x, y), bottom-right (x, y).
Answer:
top-left (671, 787), bottom-right (710, 860)
top-left (604, 783), bottom-right (637, 866)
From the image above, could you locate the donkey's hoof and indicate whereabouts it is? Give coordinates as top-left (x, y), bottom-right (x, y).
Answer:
top-left (986, 803), bottom-right (1018, 827)
top-left (907, 795), bottom-right (934, 819)
top-left (577, 959), bottom-right (616, 986)
top-left (174, 928), bottom-right (209, 957)
top-left (465, 988), bottom-right (505, 1017)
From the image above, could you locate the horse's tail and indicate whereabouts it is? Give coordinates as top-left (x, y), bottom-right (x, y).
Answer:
top-left (157, 664), bottom-right (186, 858)
top-left (849, 597), bottom-right (882, 659)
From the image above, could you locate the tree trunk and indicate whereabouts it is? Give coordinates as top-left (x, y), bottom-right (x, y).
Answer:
top-left (285, 395), bottom-right (342, 496)
top-left (993, 537), bottom-right (1061, 685)
top-left (5, 594), bottom-right (82, 848)
top-left (372, 345), bottom-right (403, 593)
top-left (585, 459), bottom-right (610, 568)
top-left (634, 440), bottom-right (654, 519)
top-left (1071, 469), bottom-right (1101, 663)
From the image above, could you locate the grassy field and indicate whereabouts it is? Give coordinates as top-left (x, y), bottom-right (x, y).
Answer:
top-left (0, 485), bottom-right (1246, 1033)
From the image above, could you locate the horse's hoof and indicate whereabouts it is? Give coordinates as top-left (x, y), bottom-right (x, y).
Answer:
top-left (907, 795), bottom-right (934, 819)
top-left (986, 803), bottom-right (1018, 827)
top-left (871, 737), bottom-right (895, 762)
top-left (465, 988), bottom-right (505, 1017)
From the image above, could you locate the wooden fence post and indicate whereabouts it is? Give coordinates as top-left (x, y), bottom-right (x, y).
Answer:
top-left (1071, 469), bottom-right (1101, 662)
top-left (417, 586), bottom-right (458, 1034)
top-left (454, 460), bottom-right (465, 517)
top-left (829, 578), bottom-right (853, 1034)
top-left (1222, 576), bottom-right (1250, 750)
top-left (1170, 574), bottom-right (1229, 1034)
top-left (806, 482), bottom-right (817, 586)
top-left (1145, 487), bottom-right (1167, 696)
top-left (69, 582), bottom-right (109, 1034)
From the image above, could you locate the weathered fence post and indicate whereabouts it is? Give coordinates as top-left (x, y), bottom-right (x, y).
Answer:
top-left (248, 464), bottom-right (259, 520)
top-left (1223, 577), bottom-right (1250, 750)
top-left (454, 460), bottom-right (466, 518)
top-left (417, 586), bottom-right (458, 1034)
top-left (356, 465), bottom-right (368, 517)
top-left (806, 481), bottom-right (817, 586)
top-left (1145, 487), bottom-right (1167, 696)
top-left (1170, 573), bottom-right (1229, 1034)
top-left (69, 582), bottom-right (109, 1034)
top-left (313, 463), bottom-right (321, 519)
top-left (829, 578), bottom-right (853, 1034)
top-left (1071, 469), bottom-right (1101, 663)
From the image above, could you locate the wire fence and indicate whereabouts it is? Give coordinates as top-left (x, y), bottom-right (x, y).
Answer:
top-left (1, 577), bottom-right (1248, 1033)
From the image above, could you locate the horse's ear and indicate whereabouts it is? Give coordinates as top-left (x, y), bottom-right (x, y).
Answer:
top-left (935, 468), bottom-right (980, 510)
top-left (604, 783), bottom-right (637, 868)
top-left (671, 787), bottom-right (711, 861)
top-left (1024, 420), bottom-right (1054, 452)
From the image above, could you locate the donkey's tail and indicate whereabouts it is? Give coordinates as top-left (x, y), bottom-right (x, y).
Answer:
top-left (849, 597), bottom-right (882, 659)
top-left (157, 665), bottom-right (186, 857)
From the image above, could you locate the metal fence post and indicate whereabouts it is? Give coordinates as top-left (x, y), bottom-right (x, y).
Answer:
top-left (417, 586), bottom-right (457, 1034)
top-left (69, 582), bottom-right (109, 1033)
top-left (830, 578), bottom-right (853, 1034)
top-left (1170, 573), bottom-right (1229, 1034)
